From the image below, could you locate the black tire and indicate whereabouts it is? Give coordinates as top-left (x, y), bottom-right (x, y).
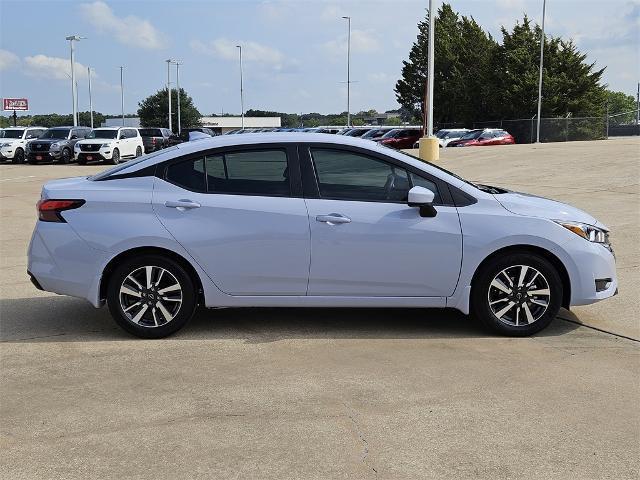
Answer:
top-left (59, 148), bottom-right (72, 164)
top-left (135, 146), bottom-right (142, 157)
top-left (109, 148), bottom-right (120, 165)
top-left (107, 255), bottom-right (197, 339)
top-left (471, 253), bottom-right (562, 336)
top-left (13, 148), bottom-right (25, 164)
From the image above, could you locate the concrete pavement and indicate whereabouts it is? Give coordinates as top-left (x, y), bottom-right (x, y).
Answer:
top-left (1, 139), bottom-right (639, 479)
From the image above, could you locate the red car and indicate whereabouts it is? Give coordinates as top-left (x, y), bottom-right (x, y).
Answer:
top-left (374, 128), bottom-right (422, 149)
top-left (448, 129), bottom-right (515, 147)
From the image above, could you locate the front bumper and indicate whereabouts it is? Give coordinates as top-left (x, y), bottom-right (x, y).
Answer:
top-left (0, 147), bottom-right (15, 159)
top-left (27, 151), bottom-right (61, 162)
top-left (76, 150), bottom-right (111, 162)
top-left (567, 241), bottom-right (618, 306)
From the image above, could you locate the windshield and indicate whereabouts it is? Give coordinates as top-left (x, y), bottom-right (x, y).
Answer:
top-left (460, 130), bottom-right (483, 140)
top-left (86, 129), bottom-right (118, 139)
top-left (3, 129), bottom-right (24, 139)
top-left (395, 148), bottom-right (480, 190)
top-left (435, 130), bottom-right (449, 139)
top-left (361, 129), bottom-right (384, 138)
top-left (40, 129), bottom-right (70, 139)
top-left (139, 128), bottom-right (162, 137)
top-left (380, 129), bottom-right (401, 139)
top-left (89, 146), bottom-right (179, 181)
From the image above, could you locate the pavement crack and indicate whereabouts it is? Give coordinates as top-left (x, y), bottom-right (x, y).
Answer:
top-left (343, 402), bottom-right (378, 477)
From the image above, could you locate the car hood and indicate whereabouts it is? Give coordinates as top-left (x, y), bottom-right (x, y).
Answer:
top-left (30, 138), bottom-right (64, 145)
top-left (493, 190), bottom-right (600, 226)
top-left (1, 138), bottom-right (23, 144)
top-left (77, 138), bottom-right (115, 144)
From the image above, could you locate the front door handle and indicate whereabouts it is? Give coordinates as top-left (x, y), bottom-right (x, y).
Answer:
top-left (165, 199), bottom-right (201, 210)
top-left (316, 213), bottom-right (351, 225)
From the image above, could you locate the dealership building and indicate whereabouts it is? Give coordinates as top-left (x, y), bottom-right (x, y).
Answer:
top-left (101, 116), bottom-right (280, 134)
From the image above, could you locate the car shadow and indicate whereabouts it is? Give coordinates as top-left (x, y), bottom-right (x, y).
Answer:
top-left (0, 295), bottom-right (580, 343)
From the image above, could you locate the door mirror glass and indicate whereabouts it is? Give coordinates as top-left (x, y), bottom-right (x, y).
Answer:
top-left (408, 186), bottom-right (435, 206)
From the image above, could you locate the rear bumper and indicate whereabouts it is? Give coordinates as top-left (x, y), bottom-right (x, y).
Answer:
top-left (28, 222), bottom-right (106, 307)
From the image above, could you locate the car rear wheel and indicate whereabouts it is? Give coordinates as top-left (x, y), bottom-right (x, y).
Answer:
top-left (471, 253), bottom-right (562, 336)
top-left (109, 148), bottom-right (120, 165)
top-left (107, 255), bottom-right (197, 338)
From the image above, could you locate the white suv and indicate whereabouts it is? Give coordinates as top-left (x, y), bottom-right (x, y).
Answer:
top-left (74, 127), bottom-right (144, 164)
top-left (0, 127), bottom-right (47, 163)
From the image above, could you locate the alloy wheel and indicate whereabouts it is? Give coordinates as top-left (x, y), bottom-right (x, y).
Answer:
top-left (487, 265), bottom-right (550, 327)
top-left (119, 265), bottom-right (183, 328)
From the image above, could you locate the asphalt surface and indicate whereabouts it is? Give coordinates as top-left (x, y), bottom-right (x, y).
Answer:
top-left (1, 138), bottom-right (639, 479)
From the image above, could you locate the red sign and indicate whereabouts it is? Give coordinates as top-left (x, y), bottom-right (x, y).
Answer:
top-left (3, 98), bottom-right (29, 111)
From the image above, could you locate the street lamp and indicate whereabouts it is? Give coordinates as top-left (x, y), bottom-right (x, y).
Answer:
top-left (342, 16), bottom-right (351, 127)
top-left (236, 45), bottom-right (244, 129)
top-left (65, 35), bottom-right (86, 127)
top-left (64, 72), bottom-right (79, 123)
top-left (535, 0), bottom-right (547, 143)
top-left (417, 0), bottom-right (438, 161)
top-left (171, 61), bottom-right (183, 135)
top-left (87, 67), bottom-right (93, 128)
top-left (119, 66), bottom-right (125, 126)
top-left (166, 59), bottom-right (173, 132)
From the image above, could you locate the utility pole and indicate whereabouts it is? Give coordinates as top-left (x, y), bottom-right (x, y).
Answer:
top-left (236, 46), bottom-right (244, 129)
top-left (342, 16), bottom-right (351, 127)
top-left (65, 35), bottom-right (85, 126)
top-left (119, 66), bottom-right (125, 126)
top-left (636, 82), bottom-right (639, 126)
top-left (166, 59), bottom-right (173, 132)
top-left (175, 61), bottom-right (182, 135)
top-left (88, 67), bottom-right (93, 128)
top-left (535, 0), bottom-right (547, 143)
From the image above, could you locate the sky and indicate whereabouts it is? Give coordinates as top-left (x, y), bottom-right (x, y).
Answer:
top-left (0, 0), bottom-right (638, 117)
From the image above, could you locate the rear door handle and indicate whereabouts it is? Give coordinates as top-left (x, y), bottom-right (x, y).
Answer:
top-left (165, 199), bottom-right (201, 210)
top-left (316, 213), bottom-right (351, 225)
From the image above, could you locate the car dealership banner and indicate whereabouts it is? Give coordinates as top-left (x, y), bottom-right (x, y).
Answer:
top-left (3, 98), bottom-right (29, 111)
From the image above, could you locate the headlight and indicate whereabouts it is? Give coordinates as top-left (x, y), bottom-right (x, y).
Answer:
top-left (50, 142), bottom-right (61, 149)
top-left (0, 143), bottom-right (10, 147)
top-left (555, 221), bottom-right (610, 245)
top-left (101, 143), bottom-right (110, 148)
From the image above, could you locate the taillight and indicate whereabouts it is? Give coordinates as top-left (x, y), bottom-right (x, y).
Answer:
top-left (37, 199), bottom-right (85, 222)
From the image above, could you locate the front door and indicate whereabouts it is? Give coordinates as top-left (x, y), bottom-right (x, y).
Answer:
top-left (304, 147), bottom-right (463, 297)
top-left (152, 146), bottom-right (310, 296)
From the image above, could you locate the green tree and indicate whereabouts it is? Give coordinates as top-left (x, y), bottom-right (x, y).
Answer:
top-left (605, 90), bottom-right (637, 124)
top-left (138, 88), bottom-right (201, 132)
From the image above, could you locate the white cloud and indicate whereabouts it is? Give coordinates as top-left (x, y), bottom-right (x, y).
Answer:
top-left (367, 72), bottom-right (395, 84)
top-left (80, 1), bottom-right (166, 50)
top-left (190, 38), bottom-right (299, 73)
top-left (0, 49), bottom-right (20, 71)
top-left (320, 4), bottom-right (346, 21)
top-left (24, 54), bottom-right (92, 81)
top-left (321, 29), bottom-right (380, 55)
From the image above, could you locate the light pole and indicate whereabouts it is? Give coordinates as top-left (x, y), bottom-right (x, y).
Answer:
top-left (174, 61), bottom-right (183, 135)
top-left (119, 66), bottom-right (125, 126)
top-left (418, 0), bottom-right (438, 161)
top-left (65, 35), bottom-right (85, 127)
top-left (236, 45), bottom-right (244, 129)
top-left (535, 0), bottom-right (547, 143)
top-left (342, 16), bottom-right (351, 127)
top-left (87, 67), bottom-right (93, 128)
top-left (166, 59), bottom-right (173, 132)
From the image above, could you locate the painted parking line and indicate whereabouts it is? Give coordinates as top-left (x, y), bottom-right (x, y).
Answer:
top-left (0, 176), bottom-right (36, 182)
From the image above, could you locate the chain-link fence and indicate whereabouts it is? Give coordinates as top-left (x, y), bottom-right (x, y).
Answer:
top-left (431, 112), bottom-right (639, 144)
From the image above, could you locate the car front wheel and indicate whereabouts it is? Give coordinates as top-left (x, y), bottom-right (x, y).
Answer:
top-left (135, 146), bottom-right (142, 157)
top-left (109, 148), bottom-right (120, 165)
top-left (107, 255), bottom-right (197, 338)
top-left (471, 253), bottom-right (562, 336)
top-left (13, 148), bottom-right (25, 164)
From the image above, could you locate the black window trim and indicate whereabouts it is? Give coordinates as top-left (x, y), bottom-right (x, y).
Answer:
top-left (299, 142), bottom-right (457, 206)
top-left (160, 143), bottom-right (303, 198)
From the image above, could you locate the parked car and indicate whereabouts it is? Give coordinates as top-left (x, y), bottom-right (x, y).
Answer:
top-left (316, 127), bottom-right (341, 134)
top-left (139, 128), bottom-right (174, 153)
top-left (343, 128), bottom-right (373, 137)
top-left (179, 127), bottom-right (215, 142)
top-left (412, 128), bottom-right (471, 149)
top-left (448, 129), bottom-right (515, 147)
top-left (362, 127), bottom-right (395, 141)
top-left (74, 127), bottom-right (144, 164)
top-left (0, 126), bottom-right (47, 163)
top-left (28, 133), bottom-right (617, 339)
top-left (26, 126), bottom-right (91, 164)
top-left (375, 128), bottom-right (422, 149)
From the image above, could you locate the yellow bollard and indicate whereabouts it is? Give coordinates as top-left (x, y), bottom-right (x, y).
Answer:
top-left (418, 136), bottom-right (440, 162)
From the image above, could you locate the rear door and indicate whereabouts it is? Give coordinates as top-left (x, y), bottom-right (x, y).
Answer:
top-left (152, 144), bottom-right (310, 296)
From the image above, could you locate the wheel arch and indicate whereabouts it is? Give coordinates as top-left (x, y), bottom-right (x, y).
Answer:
top-left (99, 246), bottom-right (204, 305)
top-left (470, 244), bottom-right (571, 308)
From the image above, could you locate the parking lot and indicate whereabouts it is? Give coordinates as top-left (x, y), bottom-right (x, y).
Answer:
top-left (1, 138), bottom-right (639, 479)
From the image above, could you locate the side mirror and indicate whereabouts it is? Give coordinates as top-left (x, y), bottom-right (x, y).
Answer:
top-left (70, 135), bottom-right (78, 140)
top-left (408, 186), bottom-right (437, 217)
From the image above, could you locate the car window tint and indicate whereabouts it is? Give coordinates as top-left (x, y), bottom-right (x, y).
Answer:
top-left (310, 148), bottom-right (411, 202)
top-left (204, 150), bottom-right (290, 196)
top-left (409, 173), bottom-right (441, 204)
top-left (166, 158), bottom-right (206, 192)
